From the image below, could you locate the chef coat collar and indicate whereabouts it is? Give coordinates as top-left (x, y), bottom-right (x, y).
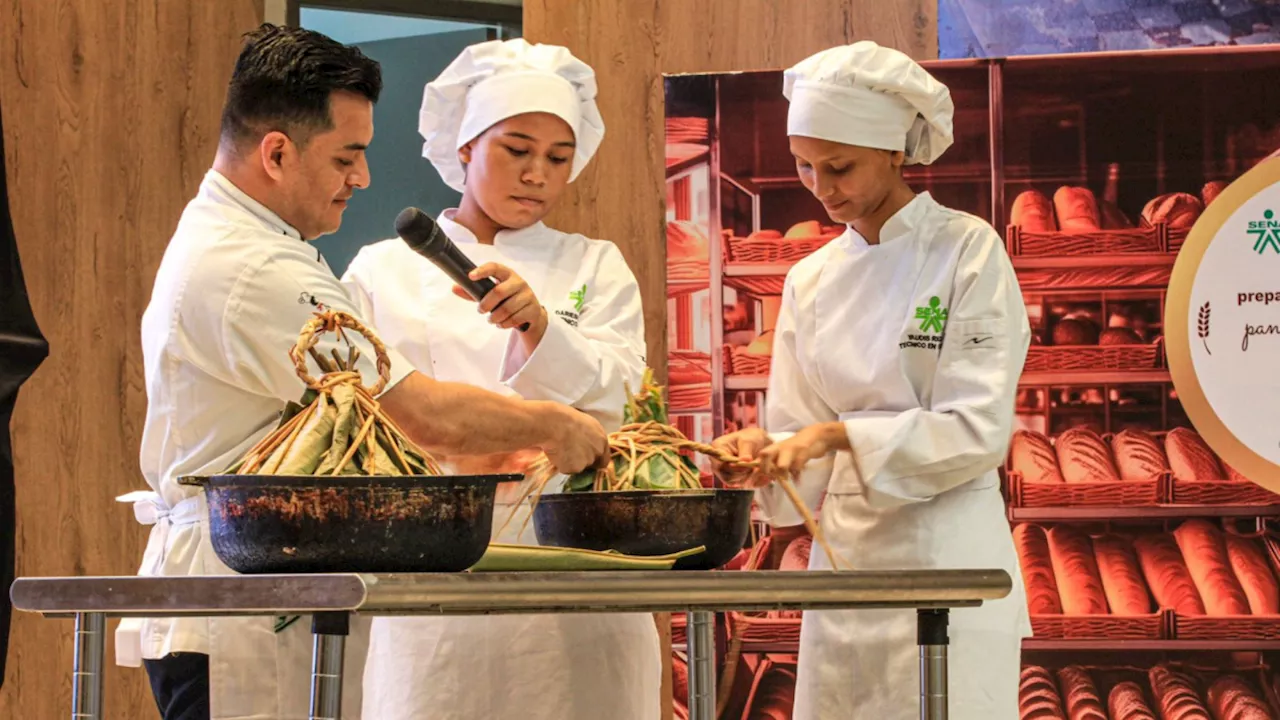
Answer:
top-left (846, 191), bottom-right (933, 249)
top-left (202, 170), bottom-right (304, 242)
top-left (438, 209), bottom-right (548, 248)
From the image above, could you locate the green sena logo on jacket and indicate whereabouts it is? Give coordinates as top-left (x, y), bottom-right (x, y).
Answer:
top-left (569, 284), bottom-right (587, 312)
top-left (915, 296), bottom-right (948, 333)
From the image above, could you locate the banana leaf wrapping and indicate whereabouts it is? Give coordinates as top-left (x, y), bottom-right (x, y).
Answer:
top-left (219, 311), bottom-right (442, 633)
top-left (504, 367), bottom-right (845, 571)
top-left (226, 312), bottom-right (440, 478)
top-left (564, 369), bottom-right (705, 492)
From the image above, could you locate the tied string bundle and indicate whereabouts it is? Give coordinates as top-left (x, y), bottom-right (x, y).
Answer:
top-left (498, 370), bottom-right (846, 570)
top-left (230, 310), bottom-right (441, 477)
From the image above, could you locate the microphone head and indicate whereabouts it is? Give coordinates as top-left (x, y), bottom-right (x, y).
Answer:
top-left (394, 207), bottom-right (445, 256)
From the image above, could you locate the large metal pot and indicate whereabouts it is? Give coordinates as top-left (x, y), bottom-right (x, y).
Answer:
top-left (180, 474), bottom-right (516, 574)
top-left (531, 489), bottom-right (754, 570)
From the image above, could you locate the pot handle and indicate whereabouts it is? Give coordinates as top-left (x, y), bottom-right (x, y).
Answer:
top-left (176, 475), bottom-right (210, 488)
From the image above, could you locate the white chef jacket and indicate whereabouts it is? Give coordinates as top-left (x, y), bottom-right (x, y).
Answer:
top-left (125, 169), bottom-right (414, 718)
top-left (756, 193), bottom-right (1032, 720)
top-left (342, 212), bottom-right (659, 720)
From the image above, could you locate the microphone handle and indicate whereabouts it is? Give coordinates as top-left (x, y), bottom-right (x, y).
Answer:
top-left (444, 265), bottom-right (532, 334)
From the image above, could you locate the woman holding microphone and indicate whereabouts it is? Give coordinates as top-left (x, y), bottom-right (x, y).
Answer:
top-left (342, 39), bottom-right (658, 720)
top-left (713, 42), bottom-right (1031, 720)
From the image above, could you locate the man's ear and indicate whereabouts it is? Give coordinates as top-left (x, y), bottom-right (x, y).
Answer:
top-left (260, 131), bottom-right (292, 181)
top-left (888, 149), bottom-right (907, 171)
top-left (458, 140), bottom-right (475, 165)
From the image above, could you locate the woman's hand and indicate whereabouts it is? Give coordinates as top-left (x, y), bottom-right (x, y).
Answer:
top-left (454, 263), bottom-right (549, 339)
top-left (758, 422), bottom-right (849, 477)
top-left (710, 427), bottom-right (775, 488)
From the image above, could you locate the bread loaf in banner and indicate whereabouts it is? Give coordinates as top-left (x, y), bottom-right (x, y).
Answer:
top-left (1133, 534), bottom-right (1206, 615)
top-left (1149, 665), bottom-right (1211, 720)
top-left (1173, 520), bottom-right (1250, 616)
top-left (1012, 430), bottom-right (1065, 484)
top-left (1142, 192), bottom-right (1203, 229)
top-left (1165, 428), bottom-right (1227, 483)
top-left (1108, 682), bottom-right (1156, 720)
top-left (1223, 534), bottom-right (1280, 615)
top-left (1206, 675), bottom-right (1271, 720)
top-left (1111, 429), bottom-right (1169, 483)
top-left (1057, 666), bottom-right (1107, 720)
top-left (1055, 429), bottom-right (1120, 484)
top-left (1014, 524), bottom-right (1064, 614)
top-left (1054, 186), bottom-right (1101, 232)
top-left (1047, 525), bottom-right (1109, 615)
top-left (1092, 534), bottom-right (1153, 616)
top-left (1012, 190), bottom-right (1058, 232)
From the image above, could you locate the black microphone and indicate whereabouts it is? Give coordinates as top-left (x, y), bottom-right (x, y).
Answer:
top-left (395, 207), bottom-right (530, 332)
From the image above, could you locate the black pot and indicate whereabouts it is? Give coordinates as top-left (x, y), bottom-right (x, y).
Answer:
top-left (531, 489), bottom-right (754, 570)
top-left (180, 474), bottom-right (516, 574)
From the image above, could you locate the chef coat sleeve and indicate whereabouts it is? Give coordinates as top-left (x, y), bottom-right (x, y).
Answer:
top-left (841, 229), bottom-right (1030, 507)
top-left (755, 273), bottom-right (839, 528)
top-left (218, 252), bottom-right (416, 405)
top-left (498, 243), bottom-right (645, 430)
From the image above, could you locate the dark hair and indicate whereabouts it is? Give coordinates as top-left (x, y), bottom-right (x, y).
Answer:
top-left (220, 24), bottom-right (382, 150)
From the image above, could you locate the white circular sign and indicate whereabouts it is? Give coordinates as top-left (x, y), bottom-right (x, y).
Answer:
top-left (1167, 158), bottom-right (1280, 488)
top-left (1187, 187), bottom-right (1280, 465)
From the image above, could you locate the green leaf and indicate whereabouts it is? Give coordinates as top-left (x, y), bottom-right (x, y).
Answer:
top-left (566, 470), bottom-right (597, 492)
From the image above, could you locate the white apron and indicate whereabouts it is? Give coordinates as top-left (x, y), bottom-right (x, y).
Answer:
top-left (756, 194), bottom-right (1031, 720)
top-left (343, 216), bottom-right (658, 720)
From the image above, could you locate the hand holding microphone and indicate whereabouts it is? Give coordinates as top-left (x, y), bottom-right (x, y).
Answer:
top-left (395, 207), bottom-right (539, 333)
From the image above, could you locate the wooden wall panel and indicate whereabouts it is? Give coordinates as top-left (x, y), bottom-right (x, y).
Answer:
top-left (524, 0), bottom-right (938, 381)
top-left (0, 1), bottom-right (263, 717)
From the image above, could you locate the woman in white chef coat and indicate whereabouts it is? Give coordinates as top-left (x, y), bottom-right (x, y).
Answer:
top-left (341, 39), bottom-right (658, 720)
top-left (712, 42), bottom-right (1031, 720)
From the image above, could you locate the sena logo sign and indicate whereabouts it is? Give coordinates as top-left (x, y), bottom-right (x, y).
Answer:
top-left (1247, 209), bottom-right (1280, 255)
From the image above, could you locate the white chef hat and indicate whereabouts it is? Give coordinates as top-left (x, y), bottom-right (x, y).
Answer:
top-left (420, 38), bottom-right (605, 192)
top-left (783, 42), bottom-right (954, 166)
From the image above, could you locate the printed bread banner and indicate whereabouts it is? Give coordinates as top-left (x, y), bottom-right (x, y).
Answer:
top-left (1166, 155), bottom-right (1280, 491)
top-left (664, 46), bottom-right (1280, 719)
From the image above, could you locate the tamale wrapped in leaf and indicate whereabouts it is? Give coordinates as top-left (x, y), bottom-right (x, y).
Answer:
top-left (316, 384), bottom-right (357, 475)
top-left (276, 394), bottom-right (337, 475)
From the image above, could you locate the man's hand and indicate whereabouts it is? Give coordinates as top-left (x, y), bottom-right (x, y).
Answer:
top-left (758, 422), bottom-right (848, 477)
top-left (710, 427), bottom-right (774, 487)
top-left (454, 263), bottom-right (549, 336)
top-left (536, 403), bottom-right (609, 475)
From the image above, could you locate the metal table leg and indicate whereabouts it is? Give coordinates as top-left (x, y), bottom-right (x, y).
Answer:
top-left (72, 612), bottom-right (106, 720)
top-left (686, 610), bottom-right (717, 720)
top-left (918, 608), bottom-right (949, 720)
top-left (309, 612), bottom-right (349, 720)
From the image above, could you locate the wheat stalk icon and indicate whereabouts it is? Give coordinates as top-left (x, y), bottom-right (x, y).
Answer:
top-left (1198, 301), bottom-right (1211, 355)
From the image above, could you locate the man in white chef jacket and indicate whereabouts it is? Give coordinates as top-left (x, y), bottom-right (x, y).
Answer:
top-left (119, 24), bottom-right (608, 720)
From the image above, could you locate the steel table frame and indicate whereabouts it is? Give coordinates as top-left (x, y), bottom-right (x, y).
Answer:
top-left (11, 569), bottom-right (1011, 720)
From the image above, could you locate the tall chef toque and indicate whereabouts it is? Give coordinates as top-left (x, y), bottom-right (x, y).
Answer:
top-left (420, 38), bottom-right (606, 192)
top-left (784, 41), bottom-right (955, 166)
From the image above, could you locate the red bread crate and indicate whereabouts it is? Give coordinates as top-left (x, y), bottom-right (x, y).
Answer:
top-left (1006, 471), bottom-right (1168, 508)
top-left (724, 233), bottom-right (836, 264)
top-left (1029, 611), bottom-right (1168, 641)
top-left (724, 345), bottom-right (772, 377)
top-left (1169, 479), bottom-right (1280, 506)
top-left (1006, 223), bottom-right (1172, 257)
top-left (1171, 614), bottom-right (1280, 641)
top-left (724, 275), bottom-right (786, 297)
top-left (1023, 340), bottom-right (1163, 373)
